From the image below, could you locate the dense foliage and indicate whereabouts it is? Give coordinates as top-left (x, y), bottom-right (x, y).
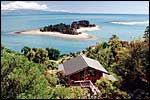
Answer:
top-left (21, 47), bottom-right (60, 69)
top-left (40, 20), bottom-right (95, 35)
top-left (71, 20), bottom-right (95, 29)
top-left (1, 47), bottom-right (51, 99)
top-left (96, 78), bottom-right (130, 99)
top-left (1, 47), bottom-right (88, 99)
top-left (84, 26), bottom-right (149, 99)
top-left (46, 48), bottom-right (60, 60)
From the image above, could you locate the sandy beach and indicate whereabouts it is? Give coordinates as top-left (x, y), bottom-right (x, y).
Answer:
top-left (15, 26), bottom-right (101, 40)
top-left (77, 25), bottom-right (100, 32)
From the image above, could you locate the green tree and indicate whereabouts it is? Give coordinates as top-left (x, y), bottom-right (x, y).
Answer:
top-left (1, 48), bottom-right (52, 99)
top-left (33, 48), bottom-right (48, 63)
top-left (21, 46), bottom-right (31, 55)
top-left (96, 78), bottom-right (130, 99)
top-left (113, 26), bottom-right (149, 99)
top-left (46, 48), bottom-right (60, 60)
top-left (144, 26), bottom-right (149, 37)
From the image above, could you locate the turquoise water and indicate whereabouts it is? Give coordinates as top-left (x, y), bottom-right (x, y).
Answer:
top-left (1, 14), bottom-right (149, 54)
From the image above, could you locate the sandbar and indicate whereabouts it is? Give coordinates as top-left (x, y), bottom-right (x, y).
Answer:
top-left (15, 26), bottom-right (101, 40)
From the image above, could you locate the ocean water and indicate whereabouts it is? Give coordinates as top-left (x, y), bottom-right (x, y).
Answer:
top-left (1, 14), bottom-right (149, 54)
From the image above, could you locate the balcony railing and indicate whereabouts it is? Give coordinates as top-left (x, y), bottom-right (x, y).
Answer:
top-left (71, 80), bottom-right (100, 95)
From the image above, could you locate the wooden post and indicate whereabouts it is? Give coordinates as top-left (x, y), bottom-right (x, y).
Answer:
top-left (68, 75), bottom-right (71, 85)
top-left (84, 68), bottom-right (88, 80)
top-left (84, 69), bottom-right (86, 80)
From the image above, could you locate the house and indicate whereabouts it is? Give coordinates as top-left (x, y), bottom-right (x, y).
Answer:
top-left (58, 55), bottom-right (117, 84)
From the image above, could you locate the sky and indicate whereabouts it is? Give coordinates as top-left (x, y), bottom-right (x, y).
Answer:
top-left (1, 1), bottom-right (149, 14)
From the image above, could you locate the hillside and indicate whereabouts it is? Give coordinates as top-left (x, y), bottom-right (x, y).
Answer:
top-left (1, 26), bottom-right (149, 99)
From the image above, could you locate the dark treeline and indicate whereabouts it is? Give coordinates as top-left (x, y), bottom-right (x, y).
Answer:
top-left (71, 20), bottom-right (95, 29)
top-left (40, 20), bottom-right (95, 35)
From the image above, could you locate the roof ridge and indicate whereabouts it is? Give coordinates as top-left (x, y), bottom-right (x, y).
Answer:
top-left (80, 55), bottom-right (109, 74)
top-left (81, 55), bottom-right (98, 63)
top-left (80, 55), bottom-right (89, 67)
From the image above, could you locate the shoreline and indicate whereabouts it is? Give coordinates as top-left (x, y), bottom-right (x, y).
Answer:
top-left (15, 26), bottom-right (101, 40)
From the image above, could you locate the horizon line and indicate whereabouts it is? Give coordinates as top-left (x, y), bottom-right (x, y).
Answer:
top-left (1, 9), bottom-right (149, 15)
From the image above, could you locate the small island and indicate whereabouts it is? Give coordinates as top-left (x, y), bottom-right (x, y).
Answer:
top-left (15, 20), bottom-right (100, 40)
top-left (40, 20), bottom-right (96, 35)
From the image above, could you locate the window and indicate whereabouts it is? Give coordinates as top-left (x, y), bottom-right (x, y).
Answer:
top-left (80, 71), bottom-right (84, 80)
top-left (88, 70), bottom-right (96, 76)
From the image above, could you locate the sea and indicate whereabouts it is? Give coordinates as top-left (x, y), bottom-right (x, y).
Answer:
top-left (1, 14), bottom-right (149, 54)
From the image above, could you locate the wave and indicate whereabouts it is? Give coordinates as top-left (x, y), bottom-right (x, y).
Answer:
top-left (111, 20), bottom-right (149, 25)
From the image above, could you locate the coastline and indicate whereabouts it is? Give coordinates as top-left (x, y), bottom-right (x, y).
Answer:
top-left (15, 26), bottom-right (101, 40)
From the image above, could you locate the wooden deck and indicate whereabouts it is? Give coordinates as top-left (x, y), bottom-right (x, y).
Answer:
top-left (71, 80), bottom-right (100, 95)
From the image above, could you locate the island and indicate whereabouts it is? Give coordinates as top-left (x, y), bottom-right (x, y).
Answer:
top-left (15, 20), bottom-right (100, 40)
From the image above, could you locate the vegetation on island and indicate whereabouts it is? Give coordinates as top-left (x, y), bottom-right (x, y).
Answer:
top-left (1, 26), bottom-right (149, 99)
top-left (40, 20), bottom-right (96, 35)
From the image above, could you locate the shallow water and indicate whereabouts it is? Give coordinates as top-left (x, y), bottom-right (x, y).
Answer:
top-left (1, 14), bottom-right (149, 54)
